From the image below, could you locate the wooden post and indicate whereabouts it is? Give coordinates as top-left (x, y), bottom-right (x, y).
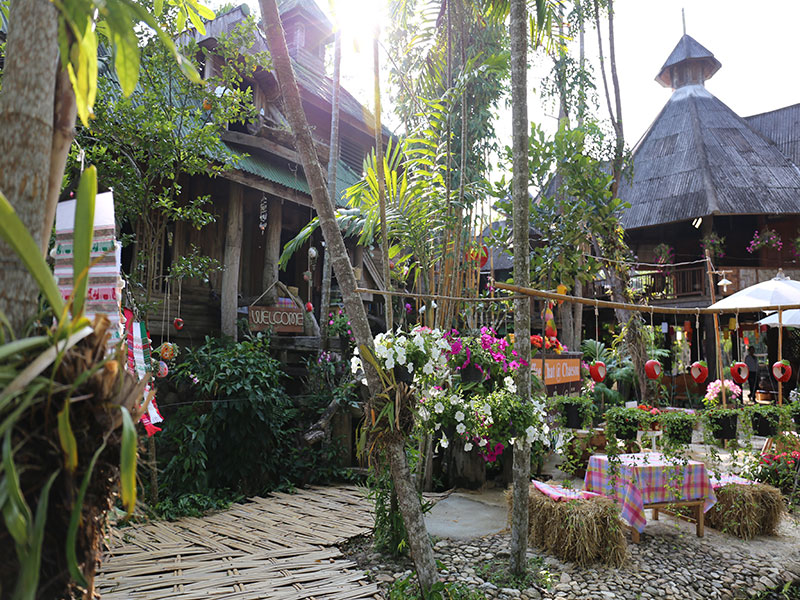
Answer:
top-left (779, 308), bottom-right (784, 405)
top-left (262, 196), bottom-right (282, 306)
top-left (222, 182), bottom-right (243, 340)
top-left (705, 251), bottom-right (726, 407)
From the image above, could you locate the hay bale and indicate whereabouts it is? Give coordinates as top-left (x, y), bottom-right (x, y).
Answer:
top-left (506, 484), bottom-right (628, 567)
top-left (706, 483), bottom-right (785, 540)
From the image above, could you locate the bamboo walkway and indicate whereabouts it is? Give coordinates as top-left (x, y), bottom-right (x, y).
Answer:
top-left (96, 485), bottom-right (381, 600)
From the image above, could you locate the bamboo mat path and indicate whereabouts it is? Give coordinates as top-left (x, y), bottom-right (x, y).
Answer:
top-left (96, 485), bottom-right (382, 599)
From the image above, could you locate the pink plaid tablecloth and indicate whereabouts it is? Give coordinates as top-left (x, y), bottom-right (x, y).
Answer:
top-left (584, 453), bottom-right (717, 532)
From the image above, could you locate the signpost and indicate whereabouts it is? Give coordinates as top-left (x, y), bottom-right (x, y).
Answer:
top-left (249, 305), bottom-right (304, 333)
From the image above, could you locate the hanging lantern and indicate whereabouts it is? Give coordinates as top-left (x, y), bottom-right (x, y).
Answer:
top-left (744, 336), bottom-right (750, 346)
top-left (731, 362), bottom-right (749, 384)
top-left (589, 361), bottom-right (607, 383)
top-left (173, 317), bottom-right (184, 331)
top-left (773, 360), bottom-right (792, 383)
top-left (761, 324), bottom-right (769, 333)
top-left (645, 359), bottom-right (662, 379)
top-left (542, 303), bottom-right (557, 338)
top-left (556, 284), bottom-right (568, 305)
top-left (690, 361), bottom-right (708, 384)
top-left (728, 317), bottom-right (737, 331)
top-left (305, 302), bottom-right (314, 313)
top-left (156, 360), bottom-right (169, 378)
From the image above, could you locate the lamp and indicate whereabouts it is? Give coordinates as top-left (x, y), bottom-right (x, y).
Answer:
top-left (692, 217), bottom-right (703, 229)
top-left (718, 275), bottom-right (733, 292)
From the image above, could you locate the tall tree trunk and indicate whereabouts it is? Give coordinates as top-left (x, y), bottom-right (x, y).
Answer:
top-left (0, 0), bottom-right (59, 331)
top-left (374, 33), bottom-right (392, 332)
top-left (259, 1), bottom-right (438, 593)
top-left (221, 182), bottom-right (243, 339)
top-left (262, 196), bottom-right (282, 305)
top-left (321, 31), bottom-right (342, 341)
top-left (509, 0), bottom-right (532, 577)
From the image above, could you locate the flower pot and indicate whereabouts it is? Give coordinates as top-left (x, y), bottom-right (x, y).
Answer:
top-left (708, 413), bottom-right (738, 440)
top-left (613, 422), bottom-right (638, 441)
top-left (460, 363), bottom-right (483, 382)
top-left (792, 412), bottom-right (800, 432)
top-left (664, 422), bottom-right (693, 446)
top-left (563, 402), bottom-right (583, 429)
top-left (752, 413), bottom-right (778, 437)
top-left (394, 365), bottom-right (414, 384)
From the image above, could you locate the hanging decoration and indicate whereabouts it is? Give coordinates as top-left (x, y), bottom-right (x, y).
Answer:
top-left (731, 361), bottom-right (749, 384)
top-left (542, 302), bottom-right (557, 338)
top-left (173, 317), bottom-right (184, 331)
top-left (305, 302), bottom-right (314, 312)
top-left (124, 308), bottom-right (164, 436)
top-left (156, 360), bottom-right (169, 378)
top-left (157, 342), bottom-right (177, 361)
top-left (773, 360), bottom-right (793, 383)
top-left (690, 360), bottom-right (708, 384)
top-left (645, 359), bottom-right (662, 379)
top-left (589, 361), bottom-right (607, 383)
top-left (556, 284), bottom-right (568, 304)
top-left (728, 317), bottom-right (737, 331)
top-left (259, 194), bottom-right (269, 232)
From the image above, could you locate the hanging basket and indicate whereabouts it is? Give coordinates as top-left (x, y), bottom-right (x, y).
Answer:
top-left (707, 412), bottom-right (738, 440)
top-left (460, 363), bottom-right (484, 383)
top-left (752, 413), bottom-right (778, 437)
top-left (563, 402), bottom-right (583, 429)
top-left (394, 365), bottom-right (414, 384)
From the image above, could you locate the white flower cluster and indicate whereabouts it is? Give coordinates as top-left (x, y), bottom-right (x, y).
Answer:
top-left (371, 326), bottom-right (449, 381)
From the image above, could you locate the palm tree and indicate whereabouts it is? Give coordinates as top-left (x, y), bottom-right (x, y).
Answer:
top-left (258, 0), bottom-right (438, 593)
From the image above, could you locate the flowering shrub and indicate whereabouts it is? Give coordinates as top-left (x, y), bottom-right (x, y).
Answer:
top-left (351, 326), bottom-right (450, 385)
top-left (326, 307), bottom-right (353, 341)
top-left (653, 243), bottom-right (674, 273)
top-left (445, 327), bottom-right (530, 381)
top-left (700, 232), bottom-right (726, 260)
top-left (752, 451), bottom-right (800, 494)
top-left (747, 227), bottom-right (783, 254)
top-left (703, 379), bottom-right (742, 408)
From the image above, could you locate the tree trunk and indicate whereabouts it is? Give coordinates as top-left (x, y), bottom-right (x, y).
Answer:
top-left (221, 182), bottom-right (243, 339)
top-left (321, 31), bottom-right (342, 341)
top-left (573, 277), bottom-right (584, 348)
top-left (0, 0), bottom-right (59, 331)
top-left (509, 0), bottom-right (531, 577)
top-left (262, 196), bottom-right (282, 305)
top-left (259, 1), bottom-right (438, 592)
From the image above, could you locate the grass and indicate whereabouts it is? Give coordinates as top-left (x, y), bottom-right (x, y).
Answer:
top-left (474, 556), bottom-right (552, 591)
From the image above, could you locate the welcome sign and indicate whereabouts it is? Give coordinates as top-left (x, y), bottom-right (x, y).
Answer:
top-left (249, 305), bottom-right (304, 333)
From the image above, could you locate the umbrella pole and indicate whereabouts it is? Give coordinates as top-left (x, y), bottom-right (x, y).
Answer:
top-left (779, 308), bottom-right (783, 406)
top-left (706, 252), bottom-right (726, 408)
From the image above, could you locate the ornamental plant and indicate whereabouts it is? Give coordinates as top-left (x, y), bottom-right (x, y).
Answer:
top-left (326, 307), bottom-right (353, 341)
top-left (751, 451), bottom-right (800, 497)
top-left (747, 227), bottom-right (783, 254)
top-left (702, 379), bottom-right (742, 408)
top-left (604, 406), bottom-right (647, 440)
top-left (659, 411), bottom-right (697, 446)
top-left (362, 326), bottom-right (450, 384)
top-left (530, 333), bottom-right (565, 355)
top-left (445, 327), bottom-right (530, 382)
top-left (549, 394), bottom-right (595, 429)
top-left (653, 243), bottom-right (674, 273)
top-left (700, 232), bottom-right (726, 260)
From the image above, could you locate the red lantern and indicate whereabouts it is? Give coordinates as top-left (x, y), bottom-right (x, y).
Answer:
top-left (731, 362), bottom-right (749, 384)
top-left (773, 360), bottom-right (792, 383)
top-left (645, 359), bottom-right (662, 379)
top-left (173, 317), bottom-right (184, 331)
top-left (761, 324), bottom-right (769, 333)
top-left (305, 302), bottom-right (313, 313)
top-left (690, 361), bottom-right (708, 384)
top-left (589, 361), bottom-right (607, 383)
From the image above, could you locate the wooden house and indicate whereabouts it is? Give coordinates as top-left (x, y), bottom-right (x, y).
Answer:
top-left (615, 34), bottom-right (800, 385)
top-left (141, 2), bottom-right (390, 357)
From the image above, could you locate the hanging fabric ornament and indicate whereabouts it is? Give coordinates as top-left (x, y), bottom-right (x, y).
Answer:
top-left (158, 342), bottom-right (177, 361)
top-left (259, 194), bottom-right (269, 232)
top-left (773, 360), bottom-right (792, 383)
top-left (542, 302), bottom-right (557, 338)
top-left (690, 361), bottom-right (708, 384)
top-left (589, 361), bottom-right (607, 383)
top-left (156, 360), bottom-right (169, 378)
top-left (173, 317), bottom-right (184, 331)
top-left (645, 359), bottom-right (662, 379)
top-left (731, 362), bottom-right (749, 384)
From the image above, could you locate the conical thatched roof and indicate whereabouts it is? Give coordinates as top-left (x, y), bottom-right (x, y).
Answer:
top-left (656, 34), bottom-right (721, 88)
top-left (619, 36), bottom-right (800, 231)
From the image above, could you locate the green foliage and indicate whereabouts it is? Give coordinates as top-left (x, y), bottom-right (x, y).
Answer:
top-left (658, 410), bottom-right (696, 447)
top-left (366, 460), bottom-right (409, 557)
top-left (750, 580), bottom-right (800, 600)
top-left (474, 556), bottom-right (552, 591)
top-left (751, 451), bottom-right (800, 500)
top-left (549, 394), bottom-right (595, 429)
top-left (703, 407), bottom-right (740, 440)
top-left (151, 491), bottom-right (242, 521)
top-left (387, 574), bottom-right (487, 600)
top-left (604, 406), bottom-right (645, 440)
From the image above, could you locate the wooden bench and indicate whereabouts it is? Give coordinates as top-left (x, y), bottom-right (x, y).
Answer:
top-left (629, 499), bottom-right (705, 543)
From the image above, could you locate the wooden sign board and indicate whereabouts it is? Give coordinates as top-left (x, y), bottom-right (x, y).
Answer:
top-left (531, 356), bottom-right (581, 385)
top-left (249, 305), bottom-right (304, 333)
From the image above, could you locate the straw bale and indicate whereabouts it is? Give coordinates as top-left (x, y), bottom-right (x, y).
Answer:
top-left (706, 483), bottom-right (785, 540)
top-left (506, 484), bottom-right (628, 567)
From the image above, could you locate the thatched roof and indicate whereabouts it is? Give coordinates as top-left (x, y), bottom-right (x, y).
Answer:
top-left (656, 34), bottom-right (720, 88)
top-left (619, 37), bottom-right (800, 231)
top-left (746, 104), bottom-right (800, 167)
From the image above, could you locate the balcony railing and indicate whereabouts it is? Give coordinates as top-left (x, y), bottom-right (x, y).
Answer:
top-left (629, 267), bottom-right (707, 300)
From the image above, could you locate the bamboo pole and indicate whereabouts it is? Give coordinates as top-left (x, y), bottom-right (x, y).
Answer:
top-left (779, 307), bottom-right (784, 405)
top-left (705, 251), bottom-right (725, 408)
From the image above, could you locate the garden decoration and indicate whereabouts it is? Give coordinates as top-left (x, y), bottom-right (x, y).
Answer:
top-left (644, 359), bottom-right (662, 379)
top-left (731, 361), bottom-right (749, 385)
top-left (773, 360), bottom-right (792, 383)
top-left (705, 408), bottom-right (739, 440)
top-left (551, 395), bottom-right (595, 430)
top-left (305, 302), bottom-right (314, 313)
top-left (173, 317), bottom-right (184, 331)
top-left (543, 302), bottom-right (557, 338)
top-left (556, 283), bottom-right (567, 304)
top-left (157, 342), bottom-right (177, 361)
top-left (690, 360), bottom-right (708, 384)
top-left (589, 360), bottom-right (606, 383)
top-left (156, 360), bottom-right (169, 378)
top-left (660, 411), bottom-right (697, 446)
top-left (747, 404), bottom-right (783, 437)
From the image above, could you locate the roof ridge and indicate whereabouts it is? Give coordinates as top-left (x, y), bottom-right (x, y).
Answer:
top-left (687, 92), bottom-right (719, 215)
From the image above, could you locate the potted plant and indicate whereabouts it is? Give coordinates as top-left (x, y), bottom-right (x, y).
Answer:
top-left (704, 407), bottom-right (740, 440)
top-left (369, 326), bottom-right (450, 386)
top-left (549, 395), bottom-right (595, 429)
top-left (659, 411), bottom-right (697, 446)
top-left (747, 404), bottom-right (783, 437)
top-left (604, 406), bottom-right (645, 441)
top-left (789, 400), bottom-right (800, 432)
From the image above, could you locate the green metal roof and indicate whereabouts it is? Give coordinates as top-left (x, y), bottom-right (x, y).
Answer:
top-left (224, 142), bottom-right (360, 207)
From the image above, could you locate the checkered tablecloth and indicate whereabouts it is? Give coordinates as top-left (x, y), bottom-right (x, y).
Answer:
top-left (584, 453), bottom-right (717, 532)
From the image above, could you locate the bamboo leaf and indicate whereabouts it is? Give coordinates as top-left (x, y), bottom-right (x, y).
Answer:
top-left (28, 470), bottom-right (59, 593)
top-left (66, 442), bottom-right (105, 589)
top-left (119, 407), bottom-right (137, 515)
top-left (105, 3), bottom-right (141, 96)
top-left (0, 192), bottom-right (65, 316)
top-left (57, 400), bottom-right (79, 473)
top-left (0, 336), bottom-right (48, 363)
top-left (72, 166), bottom-right (97, 318)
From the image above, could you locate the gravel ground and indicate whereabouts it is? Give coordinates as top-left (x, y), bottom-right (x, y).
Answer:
top-left (344, 510), bottom-right (800, 599)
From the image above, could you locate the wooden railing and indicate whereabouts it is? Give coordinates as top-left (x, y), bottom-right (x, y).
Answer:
top-left (629, 267), bottom-right (707, 300)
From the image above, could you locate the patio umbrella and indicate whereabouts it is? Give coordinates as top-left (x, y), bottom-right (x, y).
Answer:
top-left (708, 270), bottom-right (800, 404)
top-left (758, 309), bottom-right (800, 328)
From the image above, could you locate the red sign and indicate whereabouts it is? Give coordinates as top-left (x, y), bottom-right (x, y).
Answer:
top-left (249, 305), bottom-right (304, 333)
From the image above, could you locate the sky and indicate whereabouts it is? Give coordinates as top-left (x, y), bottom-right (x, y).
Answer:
top-left (228, 0), bottom-right (800, 171)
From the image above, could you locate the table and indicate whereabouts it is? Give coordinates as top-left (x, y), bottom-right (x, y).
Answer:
top-left (584, 453), bottom-right (717, 542)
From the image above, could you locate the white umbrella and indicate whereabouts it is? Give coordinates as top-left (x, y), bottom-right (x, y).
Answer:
top-left (708, 269), bottom-right (800, 311)
top-left (759, 309), bottom-right (800, 328)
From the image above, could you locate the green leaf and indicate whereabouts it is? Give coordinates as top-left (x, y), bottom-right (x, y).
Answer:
top-left (0, 191), bottom-right (64, 317)
top-left (71, 166), bottom-right (97, 318)
top-left (0, 336), bottom-right (48, 363)
top-left (66, 442), bottom-right (105, 589)
top-left (105, 3), bottom-right (141, 96)
top-left (154, 0), bottom-right (164, 16)
top-left (57, 400), bottom-right (79, 473)
top-left (1, 431), bottom-right (32, 546)
top-left (119, 407), bottom-right (137, 515)
top-left (186, 5), bottom-right (206, 35)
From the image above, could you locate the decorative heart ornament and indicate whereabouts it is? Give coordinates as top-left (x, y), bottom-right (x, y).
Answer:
top-left (690, 361), bottom-right (708, 384)
top-left (773, 360), bottom-right (792, 383)
top-left (731, 361), bottom-right (749, 384)
top-left (645, 359), bottom-right (662, 380)
top-left (173, 317), bottom-right (184, 331)
top-left (589, 361), bottom-right (607, 383)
